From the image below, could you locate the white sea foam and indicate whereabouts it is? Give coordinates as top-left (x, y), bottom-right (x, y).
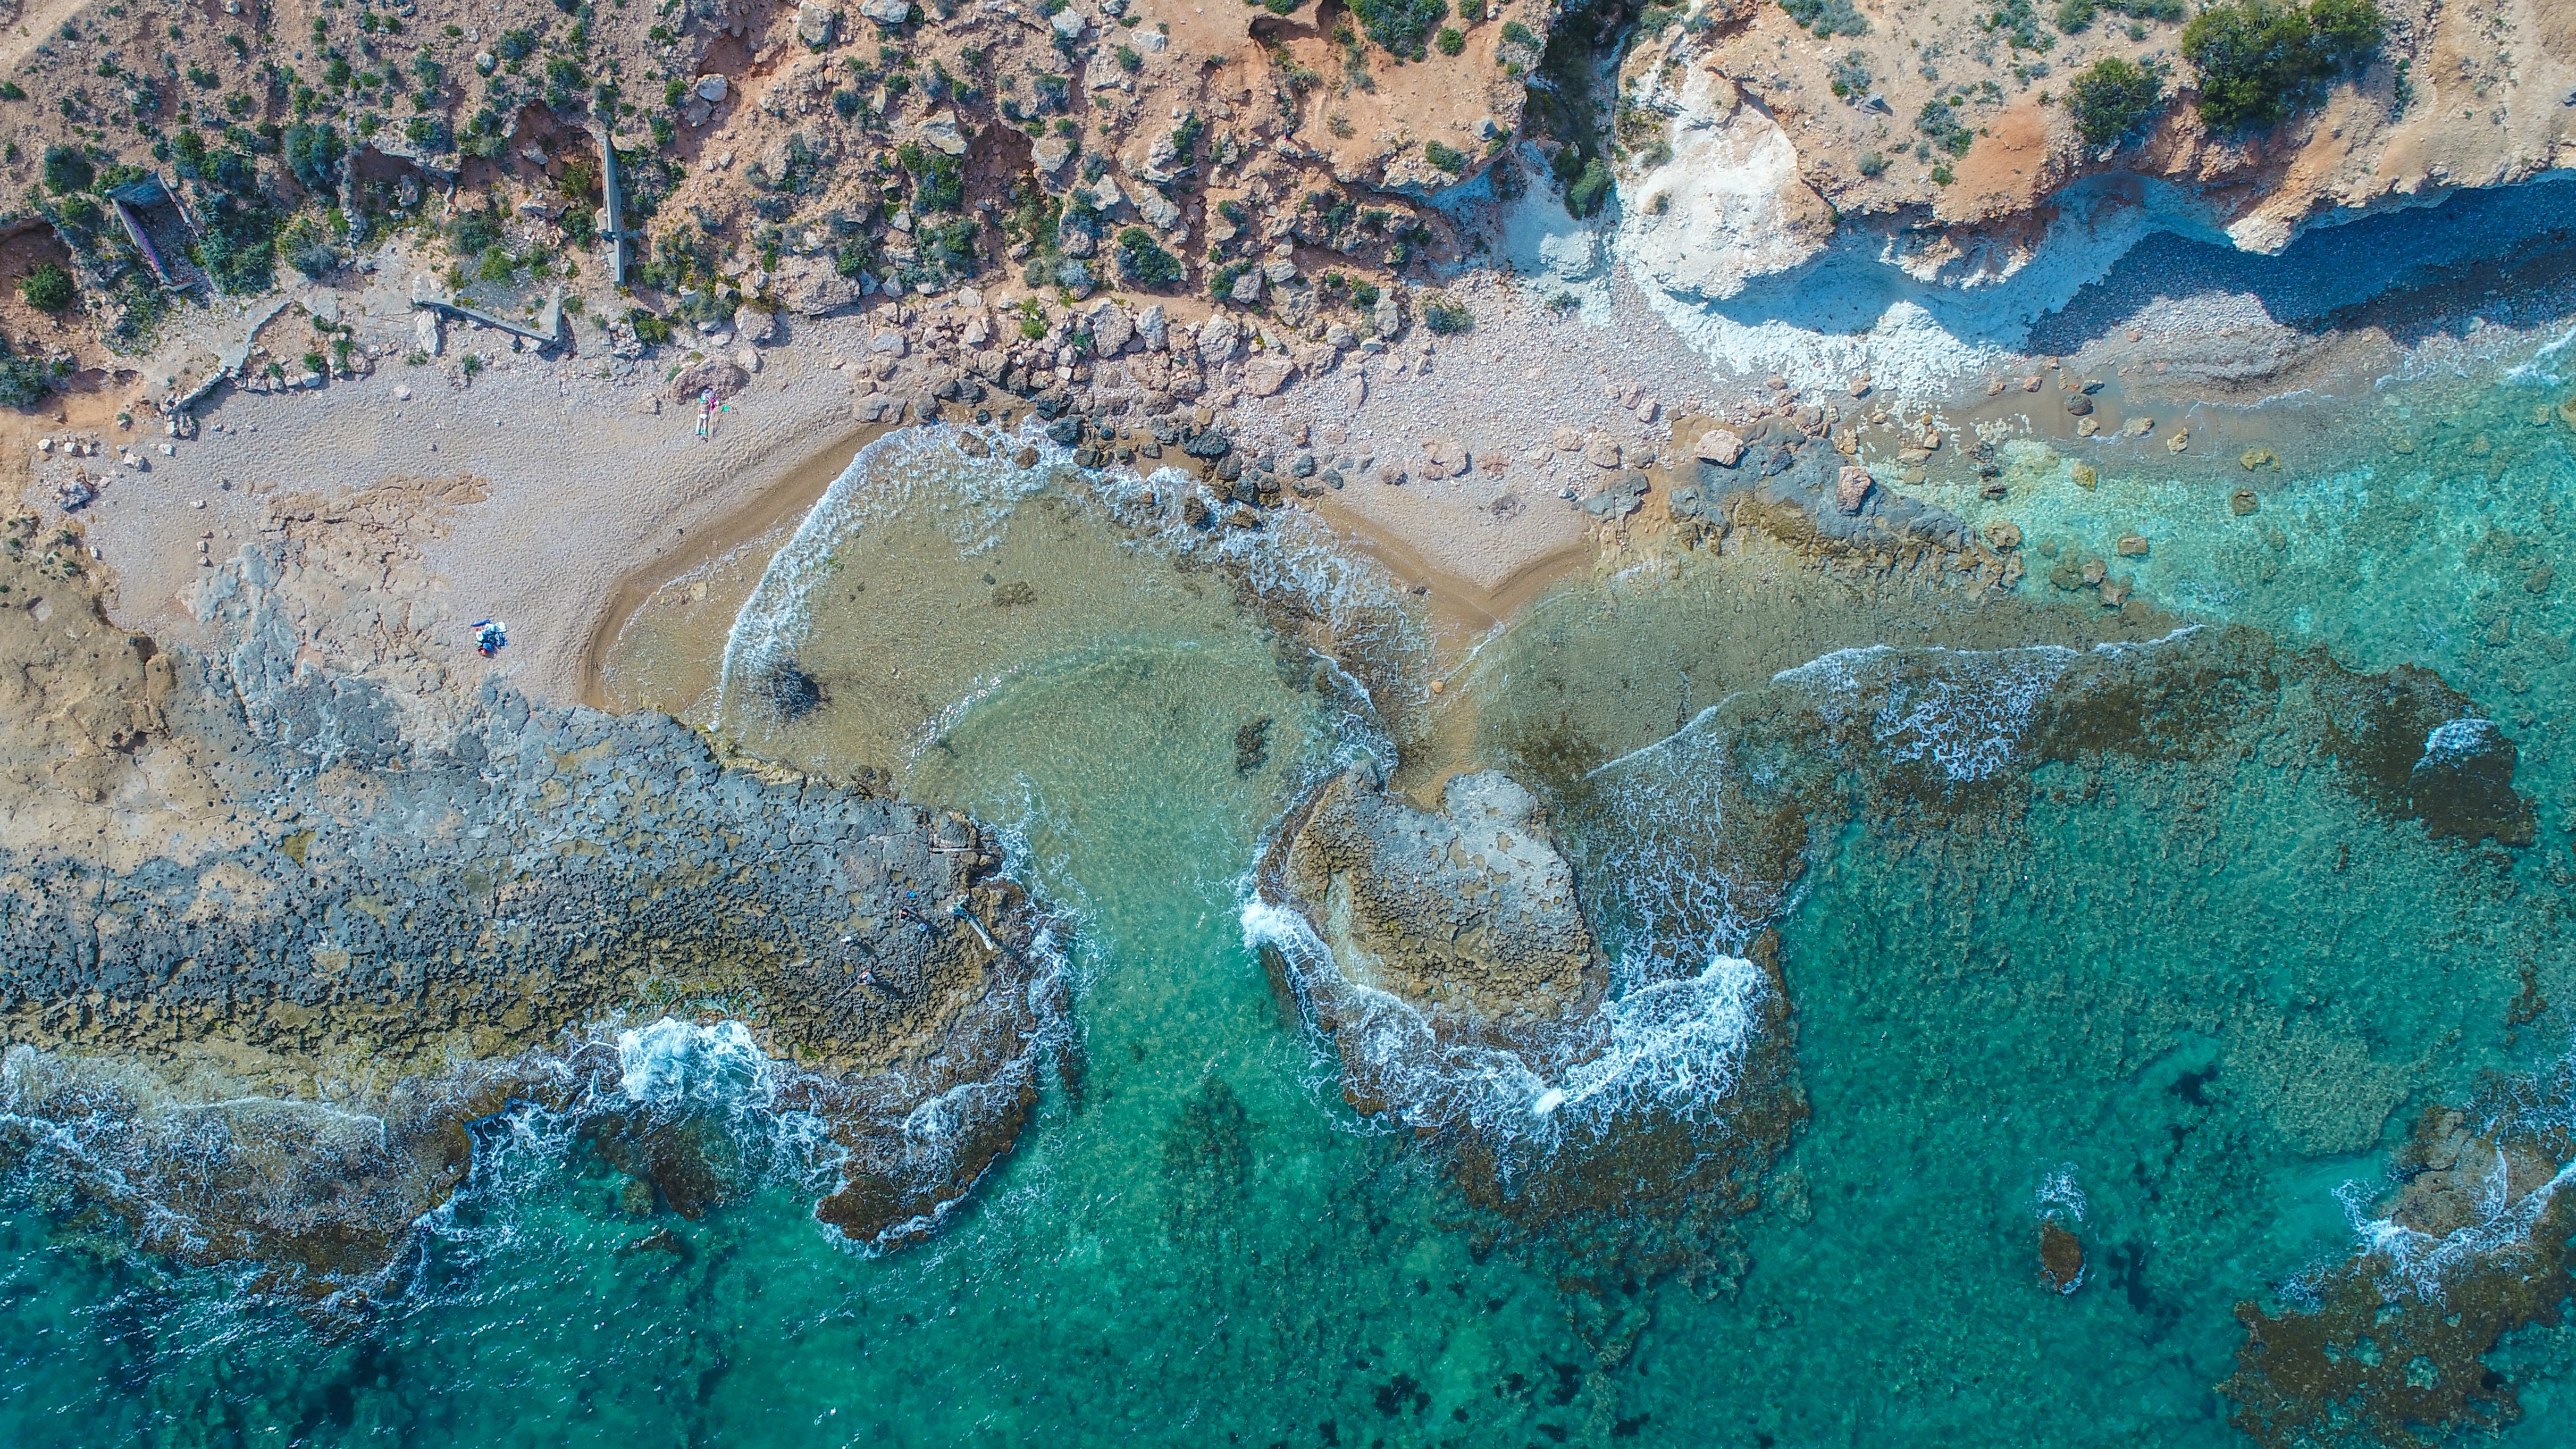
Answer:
top-left (2037, 1167), bottom-right (2087, 1223)
top-left (2419, 717), bottom-right (2501, 765)
top-left (715, 424), bottom-right (1066, 730)
top-left (2502, 318), bottom-right (2576, 388)
top-left (618, 1017), bottom-right (776, 1106)
top-left (2340, 1150), bottom-right (2576, 1302)
top-left (1242, 898), bottom-right (1767, 1158)
top-left (2322, 1055), bottom-right (2576, 1302)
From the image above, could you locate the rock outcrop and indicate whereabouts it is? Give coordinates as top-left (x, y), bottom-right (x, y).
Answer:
top-left (1613, 0), bottom-right (2576, 304)
top-left (1279, 768), bottom-right (1604, 1033)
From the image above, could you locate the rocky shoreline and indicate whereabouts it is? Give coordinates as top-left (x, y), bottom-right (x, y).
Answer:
top-left (0, 522), bottom-right (1070, 1294)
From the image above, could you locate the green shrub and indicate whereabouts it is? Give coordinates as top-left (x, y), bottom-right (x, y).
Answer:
top-left (449, 207), bottom-right (502, 256)
top-left (1423, 139), bottom-right (1467, 173)
top-left (196, 196), bottom-right (281, 292)
top-left (1420, 296), bottom-right (1472, 334)
top-left (280, 213), bottom-right (340, 278)
top-left (1916, 99), bottom-right (1976, 157)
top-left (2067, 56), bottom-right (2165, 146)
top-left (19, 262), bottom-right (74, 311)
top-left (283, 122), bottom-right (344, 191)
top-left (1349, 0), bottom-right (1448, 58)
top-left (1830, 51), bottom-right (1871, 99)
top-left (1434, 26), bottom-right (1465, 55)
top-left (1565, 156), bottom-right (1612, 217)
top-left (629, 308), bottom-right (674, 345)
top-left (0, 350), bottom-right (57, 408)
top-left (405, 114), bottom-right (454, 152)
top-left (2182, 0), bottom-right (2382, 130)
top-left (1500, 19), bottom-right (1537, 45)
top-left (40, 145), bottom-right (91, 195)
top-left (917, 216), bottom-right (977, 277)
top-left (496, 28), bottom-right (536, 61)
top-left (1856, 150), bottom-right (1887, 178)
top-left (1116, 44), bottom-right (1143, 72)
top-left (898, 142), bottom-right (965, 211)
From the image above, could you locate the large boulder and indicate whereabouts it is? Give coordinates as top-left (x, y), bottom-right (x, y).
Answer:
top-left (795, 1), bottom-right (839, 46)
top-left (1085, 300), bottom-right (1134, 354)
top-left (775, 256), bottom-right (860, 316)
top-left (1195, 313), bottom-right (1241, 367)
top-left (666, 357), bottom-right (750, 401)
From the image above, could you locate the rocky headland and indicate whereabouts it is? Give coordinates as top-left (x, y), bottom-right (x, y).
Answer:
top-left (0, 515), bottom-right (1069, 1295)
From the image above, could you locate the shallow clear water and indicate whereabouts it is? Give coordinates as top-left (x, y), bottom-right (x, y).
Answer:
top-left (9, 352), bottom-right (2576, 1446)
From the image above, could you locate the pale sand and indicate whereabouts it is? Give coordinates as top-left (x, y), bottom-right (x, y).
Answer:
top-left (62, 278), bottom-right (910, 704)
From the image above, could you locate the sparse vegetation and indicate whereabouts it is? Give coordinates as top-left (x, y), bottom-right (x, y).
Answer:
top-left (40, 146), bottom-right (92, 196)
top-left (1915, 99), bottom-right (1977, 157)
top-left (1830, 51), bottom-right (1872, 99)
top-left (2054, 0), bottom-right (2185, 31)
top-left (1420, 296), bottom-right (1472, 334)
top-left (0, 340), bottom-right (58, 407)
top-left (2181, 0), bottom-right (2384, 130)
top-left (1780, 0), bottom-right (1869, 38)
top-left (1565, 156), bottom-right (1613, 217)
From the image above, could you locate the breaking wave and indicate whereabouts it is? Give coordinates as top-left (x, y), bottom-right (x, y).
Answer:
top-left (716, 423), bottom-right (1064, 731)
top-left (1243, 899), bottom-right (1767, 1155)
top-left (2332, 1053), bottom-right (2576, 1302)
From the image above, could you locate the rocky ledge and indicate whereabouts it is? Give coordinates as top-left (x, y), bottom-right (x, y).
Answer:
top-left (1257, 763), bottom-right (1805, 1228)
top-left (0, 519), bottom-right (1068, 1296)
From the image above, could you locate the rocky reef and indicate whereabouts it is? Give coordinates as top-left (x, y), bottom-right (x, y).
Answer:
top-left (1258, 763), bottom-right (1805, 1229)
top-left (0, 522), bottom-right (1068, 1295)
top-left (2223, 1061), bottom-right (2576, 1447)
top-left (1255, 572), bottom-right (2546, 1261)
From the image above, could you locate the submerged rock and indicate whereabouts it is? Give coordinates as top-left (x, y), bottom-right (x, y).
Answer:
top-left (2039, 1221), bottom-right (2085, 1294)
top-left (1261, 764), bottom-right (1805, 1229)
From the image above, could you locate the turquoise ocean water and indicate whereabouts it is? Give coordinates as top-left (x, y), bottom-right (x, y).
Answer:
top-left (7, 331), bottom-right (2576, 1445)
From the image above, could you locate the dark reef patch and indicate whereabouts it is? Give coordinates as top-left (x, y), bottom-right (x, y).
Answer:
top-left (2222, 1064), bottom-right (2576, 1448)
top-left (2309, 655), bottom-right (2539, 845)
